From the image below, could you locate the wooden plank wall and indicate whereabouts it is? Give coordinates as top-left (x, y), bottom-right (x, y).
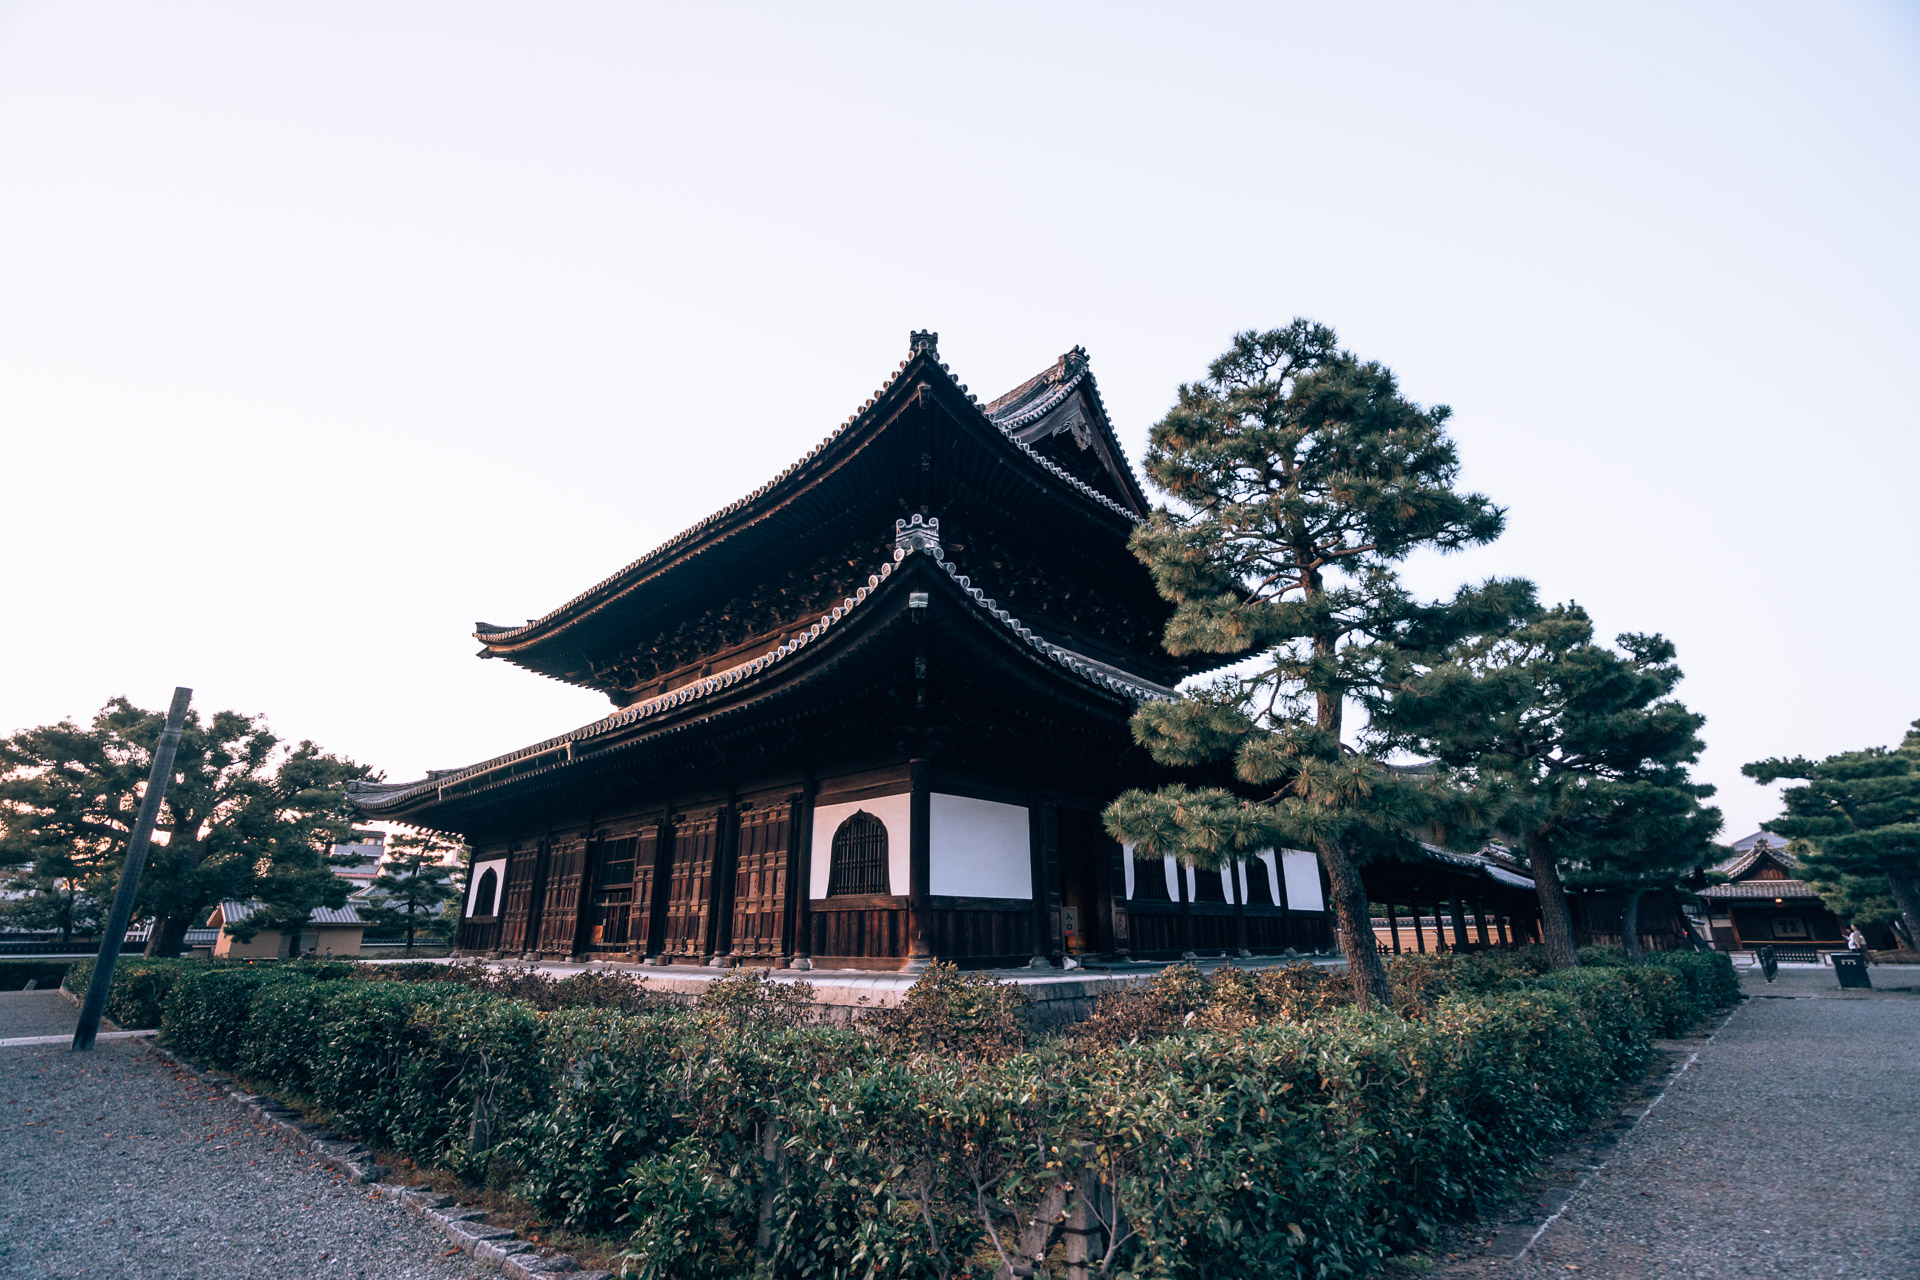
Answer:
top-left (661, 813), bottom-right (719, 960)
top-left (535, 837), bottom-right (589, 954)
top-left (729, 807), bottom-right (790, 961)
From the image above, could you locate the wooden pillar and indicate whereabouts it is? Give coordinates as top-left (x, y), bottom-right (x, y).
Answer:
top-left (1412, 904), bottom-right (1426, 955)
top-left (703, 803), bottom-right (739, 967)
top-left (1474, 900), bottom-right (1491, 948)
top-left (906, 758), bottom-right (932, 968)
top-left (1450, 899), bottom-right (1471, 952)
top-left (1026, 799), bottom-right (1052, 966)
top-left (1388, 904), bottom-right (1402, 954)
top-left (1177, 860), bottom-right (1196, 959)
top-left (643, 813), bottom-right (675, 963)
top-left (1105, 832), bottom-right (1130, 959)
top-left (1231, 860), bottom-right (1250, 957)
top-left (788, 780), bottom-right (816, 970)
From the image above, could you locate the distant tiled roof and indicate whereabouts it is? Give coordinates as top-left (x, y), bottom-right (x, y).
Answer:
top-left (1415, 841), bottom-right (1537, 891)
top-left (1698, 879), bottom-right (1822, 901)
top-left (215, 900), bottom-right (366, 928)
top-left (1713, 841), bottom-right (1798, 881)
top-left (354, 535), bottom-right (1178, 816)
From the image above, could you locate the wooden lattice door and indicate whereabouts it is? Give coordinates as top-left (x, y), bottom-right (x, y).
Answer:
top-left (498, 843), bottom-right (539, 953)
top-left (661, 813), bottom-right (720, 959)
top-left (535, 837), bottom-right (589, 954)
top-left (729, 807), bottom-right (790, 960)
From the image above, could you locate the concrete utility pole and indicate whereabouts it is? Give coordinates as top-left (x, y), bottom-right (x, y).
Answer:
top-left (72, 687), bottom-right (192, 1051)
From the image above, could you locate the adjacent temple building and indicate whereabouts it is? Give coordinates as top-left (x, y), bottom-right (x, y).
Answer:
top-left (350, 334), bottom-right (1333, 970)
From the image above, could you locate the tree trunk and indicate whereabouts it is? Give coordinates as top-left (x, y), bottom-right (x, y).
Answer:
top-left (1885, 876), bottom-right (1920, 957)
top-left (1619, 889), bottom-right (1644, 961)
top-left (1319, 839), bottom-right (1392, 1008)
top-left (1525, 835), bottom-right (1581, 969)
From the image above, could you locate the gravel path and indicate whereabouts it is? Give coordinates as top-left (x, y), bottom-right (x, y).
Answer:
top-left (0, 991), bottom-right (81, 1039)
top-left (0, 1038), bottom-right (481, 1279)
top-left (1449, 965), bottom-right (1920, 1279)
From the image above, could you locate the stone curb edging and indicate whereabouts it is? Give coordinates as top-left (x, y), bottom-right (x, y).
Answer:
top-left (0, 1029), bottom-right (156, 1048)
top-left (147, 1045), bottom-right (612, 1280)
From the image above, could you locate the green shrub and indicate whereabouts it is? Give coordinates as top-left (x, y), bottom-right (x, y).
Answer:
top-left (161, 967), bottom-right (280, 1067)
top-left (62, 956), bottom-right (200, 1029)
top-left (135, 951), bottom-right (1708, 1278)
top-left (863, 960), bottom-right (1029, 1058)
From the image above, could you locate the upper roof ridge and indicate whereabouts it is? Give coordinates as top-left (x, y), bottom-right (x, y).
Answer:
top-left (471, 334), bottom-right (1137, 650)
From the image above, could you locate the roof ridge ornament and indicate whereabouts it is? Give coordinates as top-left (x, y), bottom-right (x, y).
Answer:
top-left (909, 330), bottom-right (939, 356)
top-left (894, 513), bottom-right (942, 558)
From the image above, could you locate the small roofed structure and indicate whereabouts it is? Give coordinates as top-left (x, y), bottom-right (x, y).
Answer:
top-left (207, 901), bottom-right (366, 959)
top-left (1698, 836), bottom-right (1849, 955)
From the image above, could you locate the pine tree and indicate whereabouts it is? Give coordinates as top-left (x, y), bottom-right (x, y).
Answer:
top-left (1563, 779), bottom-right (1720, 959)
top-left (1745, 720), bottom-right (1920, 952)
top-left (1103, 321), bottom-right (1505, 1007)
top-left (0, 697), bottom-right (370, 955)
top-left (360, 832), bottom-right (461, 954)
top-left (1377, 604), bottom-right (1714, 968)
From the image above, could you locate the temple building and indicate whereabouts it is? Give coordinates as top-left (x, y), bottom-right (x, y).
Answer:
top-left (349, 334), bottom-right (1334, 970)
top-left (1699, 834), bottom-right (1890, 955)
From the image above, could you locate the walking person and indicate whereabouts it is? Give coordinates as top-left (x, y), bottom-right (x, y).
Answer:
top-left (1846, 923), bottom-right (1871, 964)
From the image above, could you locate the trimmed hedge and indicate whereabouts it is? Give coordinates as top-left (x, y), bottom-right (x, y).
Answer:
top-left (144, 951), bottom-right (1737, 1278)
top-left (61, 957), bottom-right (201, 1029)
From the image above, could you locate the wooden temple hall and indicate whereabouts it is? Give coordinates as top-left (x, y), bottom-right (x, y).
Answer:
top-left (350, 334), bottom-right (1335, 970)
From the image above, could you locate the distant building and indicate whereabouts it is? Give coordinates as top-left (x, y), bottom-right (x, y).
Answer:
top-left (331, 830), bottom-right (388, 890)
top-left (1698, 835), bottom-right (1869, 955)
top-left (205, 901), bottom-right (366, 958)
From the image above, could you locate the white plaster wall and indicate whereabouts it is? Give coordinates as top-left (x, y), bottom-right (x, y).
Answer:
top-left (466, 858), bottom-right (507, 917)
top-left (1281, 849), bottom-right (1325, 911)
top-left (929, 794), bottom-right (1031, 898)
top-left (811, 793), bottom-right (912, 898)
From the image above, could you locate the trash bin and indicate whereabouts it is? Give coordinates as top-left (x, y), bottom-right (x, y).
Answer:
top-left (1833, 951), bottom-right (1872, 990)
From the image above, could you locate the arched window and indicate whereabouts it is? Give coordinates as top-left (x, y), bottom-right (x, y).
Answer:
top-left (827, 811), bottom-right (890, 897)
top-left (472, 867), bottom-right (499, 917)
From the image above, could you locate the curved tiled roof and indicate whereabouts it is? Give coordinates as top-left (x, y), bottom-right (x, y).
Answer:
top-left (1698, 879), bottom-right (1822, 901)
top-left (214, 901), bottom-right (366, 927)
top-left (983, 345), bottom-right (1148, 515)
top-left (353, 536), bottom-right (1175, 815)
top-left (473, 338), bottom-right (1142, 649)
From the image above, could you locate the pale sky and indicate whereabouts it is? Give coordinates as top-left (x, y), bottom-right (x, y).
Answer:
top-left (2, 2), bottom-right (1915, 842)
